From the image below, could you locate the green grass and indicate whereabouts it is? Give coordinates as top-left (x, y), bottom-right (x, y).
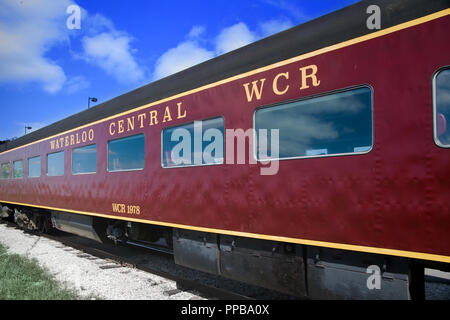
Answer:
top-left (0, 243), bottom-right (80, 300)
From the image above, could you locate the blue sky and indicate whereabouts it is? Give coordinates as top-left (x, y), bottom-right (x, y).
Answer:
top-left (0, 0), bottom-right (359, 141)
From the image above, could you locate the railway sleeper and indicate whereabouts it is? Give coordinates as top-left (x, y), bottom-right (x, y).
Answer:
top-left (0, 208), bottom-right (437, 299)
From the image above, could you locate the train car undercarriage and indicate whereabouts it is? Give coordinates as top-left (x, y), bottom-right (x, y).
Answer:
top-left (1, 202), bottom-right (447, 300)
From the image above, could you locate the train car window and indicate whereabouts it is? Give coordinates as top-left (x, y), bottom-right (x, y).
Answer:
top-left (72, 144), bottom-right (97, 174)
top-left (47, 151), bottom-right (64, 176)
top-left (161, 117), bottom-right (224, 168)
top-left (108, 134), bottom-right (145, 172)
top-left (28, 156), bottom-right (41, 178)
top-left (434, 68), bottom-right (450, 147)
top-left (13, 160), bottom-right (23, 179)
top-left (254, 86), bottom-right (373, 160)
top-left (1, 163), bottom-right (10, 180)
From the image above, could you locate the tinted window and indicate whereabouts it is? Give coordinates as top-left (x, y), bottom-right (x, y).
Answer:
top-left (434, 68), bottom-right (450, 147)
top-left (1, 163), bottom-right (10, 180)
top-left (254, 87), bottom-right (373, 160)
top-left (13, 160), bottom-right (23, 179)
top-left (162, 117), bottom-right (224, 167)
top-left (28, 156), bottom-right (41, 178)
top-left (108, 134), bottom-right (145, 171)
top-left (47, 151), bottom-right (64, 176)
top-left (72, 144), bottom-right (97, 174)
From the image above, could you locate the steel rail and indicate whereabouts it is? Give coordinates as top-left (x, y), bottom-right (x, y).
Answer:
top-left (0, 219), bottom-right (253, 300)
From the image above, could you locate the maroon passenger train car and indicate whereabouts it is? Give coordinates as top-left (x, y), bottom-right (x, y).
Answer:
top-left (1, 0), bottom-right (449, 299)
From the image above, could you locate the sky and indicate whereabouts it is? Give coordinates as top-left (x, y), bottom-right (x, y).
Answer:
top-left (0, 0), bottom-right (359, 141)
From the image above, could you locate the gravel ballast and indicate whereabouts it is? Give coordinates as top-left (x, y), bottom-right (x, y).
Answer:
top-left (0, 224), bottom-right (203, 300)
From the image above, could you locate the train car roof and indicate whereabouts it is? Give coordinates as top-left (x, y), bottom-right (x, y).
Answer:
top-left (1, 0), bottom-right (449, 153)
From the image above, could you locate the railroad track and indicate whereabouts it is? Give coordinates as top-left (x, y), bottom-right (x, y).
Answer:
top-left (0, 219), bottom-right (295, 300)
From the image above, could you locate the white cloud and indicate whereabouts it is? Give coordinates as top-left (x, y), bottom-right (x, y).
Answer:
top-left (153, 41), bottom-right (214, 80)
top-left (215, 23), bottom-right (256, 55)
top-left (259, 18), bottom-right (293, 37)
top-left (82, 12), bottom-right (116, 35)
top-left (0, 0), bottom-right (74, 93)
top-left (152, 18), bottom-right (295, 80)
top-left (0, 1), bottom-right (144, 92)
top-left (262, 0), bottom-right (309, 21)
top-left (79, 13), bottom-right (145, 84)
top-left (65, 75), bottom-right (90, 94)
top-left (187, 25), bottom-right (206, 39)
top-left (81, 32), bottom-right (144, 84)
top-left (152, 25), bottom-right (215, 80)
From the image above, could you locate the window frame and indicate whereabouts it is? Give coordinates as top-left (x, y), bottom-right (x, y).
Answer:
top-left (252, 85), bottom-right (374, 162)
top-left (432, 66), bottom-right (450, 149)
top-left (71, 143), bottom-right (97, 175)
top-left (46, 150), bottom-right (65, 177)
top-left (160, 116), bottom-right (225, 169)
top-left (1, 162), bottom-right (10, 180)
top-left (107, 133), bottom-right (145, 173)
top-left (27, 155), bottom-right (41, 178)
top-left (13, 160), bottom-right (24, 179)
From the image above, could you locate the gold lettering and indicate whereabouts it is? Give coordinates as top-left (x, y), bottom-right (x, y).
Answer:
top-left (149, 110), bottom-right (158, 125)
top-left (82, 131), bottom-right (87, 142)
top-left (70, 135), bottom-right (75, 145)
top-left (112, 203), bottom-right (126, 213)
top-left (177, 102), bottom-right (186, 119)
top-left (65, 136), bottom-right (69, 147)
top-left (118, 120), bottom-right (125, 133)
top-left (163, 106), bottom-right (172, 123)
top-left (138, 113), bottom-right (146, 128)
top-left (109, 123), bottom-right (116, 136)
top-left (55, 139), bottom-right (60, 149)
top-left (50, 140), bottom-right (55, 150)
top-left (59, 137), bottom-right (64, 147)
top-left (299, 64), bottom-right (320, 90)
top-left (127, 116), bottom-right (135, 132)
top-left (76, 133), bottom-right (80, 144)
top-left (127, 205), bottom-right (140, 215)
top-left (112, 203), bottom-right (140, 215)
top-left (273, 72), bottom-right (290, 95)
top-left (243, 79), bottom-right (266, 102)
top-left (88, 129), bottom-right (94, 141)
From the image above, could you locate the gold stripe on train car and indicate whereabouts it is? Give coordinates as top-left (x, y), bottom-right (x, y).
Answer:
top-left (1, 9), bottom-right (450, 263)
top-left (1, 199), bottom-right (450, 263)
top-left (0, 8), bottom-right (449, 156)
